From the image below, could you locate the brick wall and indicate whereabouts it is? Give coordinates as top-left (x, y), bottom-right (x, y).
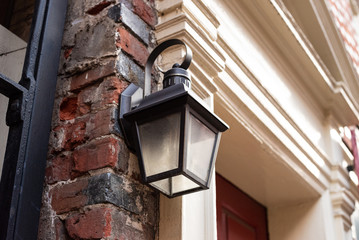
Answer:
top-left (38, 0), bottom-right (159, 239)
top-left (328, 0), bottom-right (359, 76)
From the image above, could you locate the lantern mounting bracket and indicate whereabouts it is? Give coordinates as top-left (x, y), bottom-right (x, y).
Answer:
top-left (144, 39), bottom-right (192, 97)
top-left (119, 84), bottom-right (143, 151)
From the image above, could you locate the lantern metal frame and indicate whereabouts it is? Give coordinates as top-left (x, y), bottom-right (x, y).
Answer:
top-left (119, 39), bottom-right (229, 197)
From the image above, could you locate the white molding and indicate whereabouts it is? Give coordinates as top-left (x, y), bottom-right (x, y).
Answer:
top-left (331, 188), bottom-right (356, 231)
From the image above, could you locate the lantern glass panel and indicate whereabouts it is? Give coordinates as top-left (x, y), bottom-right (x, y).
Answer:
top-left (186, 114), bottom-right (216, 182)
top-left (171, 175), bottom-right (199, 194)
top-left (150, 179), bottom-right (170, 195)
top-left (138, 112), bottom-right (181, 177)
top-left (150, 175), bottom-right (200, 196)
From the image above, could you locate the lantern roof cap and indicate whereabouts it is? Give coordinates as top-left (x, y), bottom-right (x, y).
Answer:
top-left (124, 83), bottom-right (229, 132)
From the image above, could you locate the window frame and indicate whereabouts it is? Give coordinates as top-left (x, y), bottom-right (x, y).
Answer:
top-left (0, 0), bottom-right (67, 239)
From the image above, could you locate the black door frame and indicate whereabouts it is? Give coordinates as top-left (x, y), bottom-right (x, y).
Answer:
top-left (0, 0), bottom-right (67, 239)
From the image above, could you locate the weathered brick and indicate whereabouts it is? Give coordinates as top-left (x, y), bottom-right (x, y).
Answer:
top-left (86, 107), bottom-right (117, 139)
top-left (112, 210), bottom-right (156, 239)
top-left (46, 153), bottom-right (73, 184)
top-left (117, 138), bottom-right (130, 172)
top-left (73, 137), bottom-right (119, 173)
top-left (133, 0), bottom-right (157, 27)
top-left (116, 52), bottom-right (144, 87)
top-left (64, 0), bottom-right (86, 24)
top-left (50, 107), bottom-right (121, 153)
top-left (86, 0), bottom-right (112, 15)
top-left (54, 218), bottom-right (71, 240)
top-left (49, 125), bottom-right (66, 152)
top-left (50, 172), bottom-right (155, 216)
top-left (51, 178), bottom-right (88, 214)
top-left (87, 173), bottom-right (144, 214)
top-left (64, 47), bottom-right (73, 60)
top-left (94, 76), bottom-right (128, 107)
top-left (59, 96), bottom-right (78, 121)
top-left (108, 3), bottom-right (149, 44)
top-left (51, 120), bottom-right (87, 152)
top-left (67, 121), bottom-right (87, 149)
top-left (70, 60), bottom-right (116, 91)
top-left (71, 18), bottom-right (116, 62)
top-left (117, 27), bottom-right (149, 66)
top-left (38, 209), bottom-right (72, 240)
top-left (65, 204), bottom-right (156, 239)
top-left (77, 76), bottom-right (128, 112)
top-left (42, 0), bottom-right (159, 238)
top-left (65, 206), bottom-right (113, 239)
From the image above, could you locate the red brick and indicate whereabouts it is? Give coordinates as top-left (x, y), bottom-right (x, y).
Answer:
top-left (117, 27), bottom-right (149, 66)
top-left (60, 96), bottom-right (78, 121)
top-left (73, 137), bottom-right (119, 173)
top-left (133, 0), bottom-right (157, 27)
top-left (54, 218), bottom-right (70, 240)
top-left (66, 121), bottom-right (87, 149)
top-left (64, 47), bottom-right (72, 60)
top-left (52, 120), bottom-right (87, 152)
top-left (86, 108), bottom-right (115, 139)
top-left (57, 108), bottom-right (116, 146)
top-left (70, 60), bottom-right (116, 91)
top-left (77, 87), bottom-right (95, 115)
top-left (111, 210), bottom-right (156, 239)
top-left (78, 101), bottom-right (91, 115)
top-left (65, 207), bottom-right (113, 239)
top-left (86, 1), bottom-right (112, 15)
top-left (77, 77), bottom-right (128, 111)
top-left (98, 77), bottom-right (128, 105)
top-left (51, 179), bottom-right (88, 214)
top-left (45, 153), bottom-right (73, 184)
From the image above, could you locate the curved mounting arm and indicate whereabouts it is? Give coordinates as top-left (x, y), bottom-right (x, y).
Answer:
top-left (144, 39), bottom-right (192, 97)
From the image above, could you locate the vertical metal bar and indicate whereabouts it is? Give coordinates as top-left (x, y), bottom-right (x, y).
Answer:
top-left (0, 0), bottom-right (48, 238)
top-left (0, 108), bottom-right (23, 240)
top-left (13, 0), bottom-right (67, 238)
top-left (0, 0), bottom-right (67, 239)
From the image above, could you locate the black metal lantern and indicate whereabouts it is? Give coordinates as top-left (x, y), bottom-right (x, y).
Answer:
top-left (119, 39), bottom-right (229, 198)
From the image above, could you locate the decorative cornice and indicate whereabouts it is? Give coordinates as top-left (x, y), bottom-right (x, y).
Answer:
top-left (271, 0), bottom-right (359, 124)
top-left (331, 187), bottom-right (356, 231)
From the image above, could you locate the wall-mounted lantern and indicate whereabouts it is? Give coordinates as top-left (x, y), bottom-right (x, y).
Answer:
top-left (119, 39), bottom-right (229, 198)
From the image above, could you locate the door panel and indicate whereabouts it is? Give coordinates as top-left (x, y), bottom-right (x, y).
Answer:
top-left (217, 174), bottom-right (268, 240)
top-left (227, 212), bottom-right (257, 240)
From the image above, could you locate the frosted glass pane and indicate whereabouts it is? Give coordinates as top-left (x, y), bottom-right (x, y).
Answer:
top-left (151, 175), bottom-right (200, 196)
top-left (187, 115), bottom-right (216, 181)
top-left (150, 179), bottom-right (170, 195)
top-left (171, 175), bottom-right (199, 194)
top-left (138, 112), bottom-right (181, 177)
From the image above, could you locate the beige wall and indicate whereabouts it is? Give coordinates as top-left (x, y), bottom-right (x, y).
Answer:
top-left (268, 191), bottom-right (336, 240)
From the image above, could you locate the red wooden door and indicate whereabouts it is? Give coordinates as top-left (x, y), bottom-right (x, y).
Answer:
top-left (216, 174), bottom-right (268, 240)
